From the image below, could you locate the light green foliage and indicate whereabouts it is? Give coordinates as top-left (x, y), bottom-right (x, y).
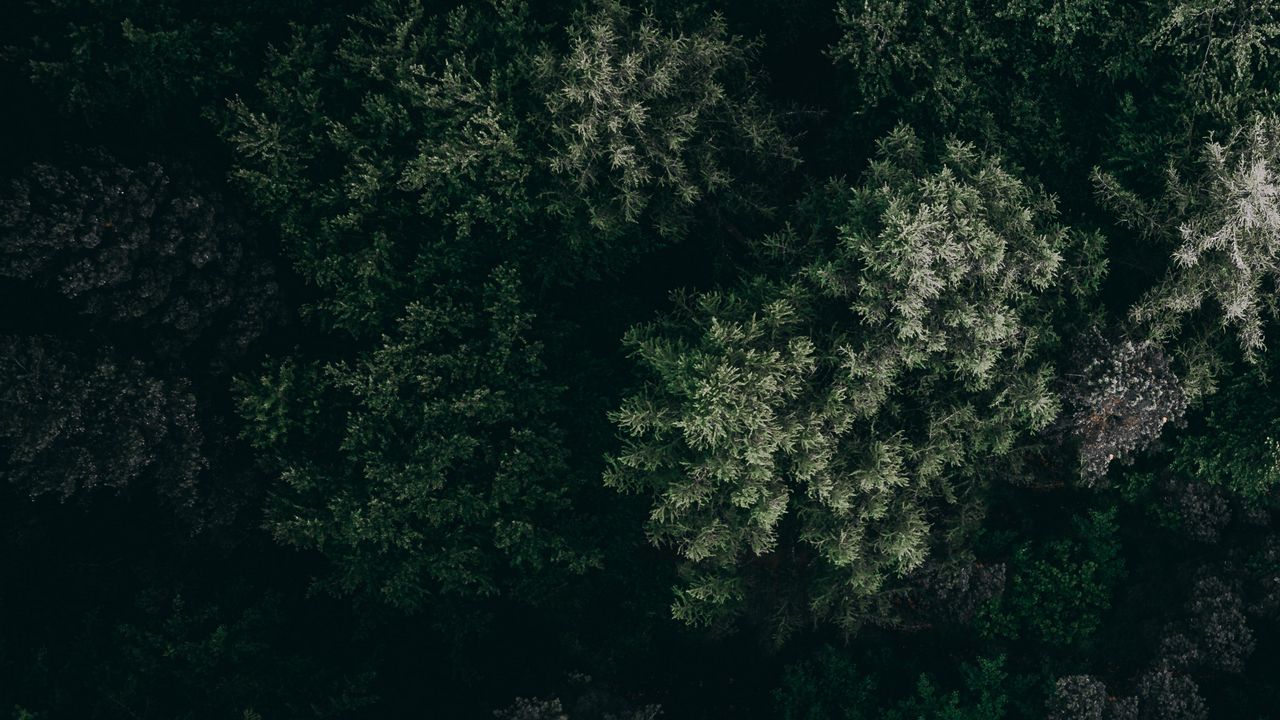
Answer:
top-left (540, 1), bottom-right (794, 248)
top-left (607, 127), bottom-right (1075, 633)
top-left (977, 507), bottom-right (1124, 647)
top-left (823, 128), bottom-right (1066, 393)
top-left (1097, 115), bottom-right (1280, 359)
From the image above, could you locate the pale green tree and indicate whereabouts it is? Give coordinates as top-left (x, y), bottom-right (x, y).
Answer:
top-left (1096, 115), bottom-right (1280, 360)
top-left (607, 127), bottom-right (1089, 635)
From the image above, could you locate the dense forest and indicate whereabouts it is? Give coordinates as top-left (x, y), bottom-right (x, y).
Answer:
top-left (1, 0), bottom-right (1279, 717)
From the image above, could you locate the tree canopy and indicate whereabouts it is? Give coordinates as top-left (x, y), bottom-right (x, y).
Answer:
top-left (2, 0), bottom-right (1279, 717)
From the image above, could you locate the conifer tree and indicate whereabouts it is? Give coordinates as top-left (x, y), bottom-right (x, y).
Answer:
top-left (0, 152), bottom-right (280, 365)
top-left (1097, 115), bottom-right (1280, 360)
top-left (226, 0), bottom-right (789, 608)
top-left (0, 336), bottom-right (204, 505)
top-left (1060, 335), bottom-right (1188, 484)
top-left (540, 1), bottom-right (793, 256)
top-left (607, 127), bottom-right (1085, 634)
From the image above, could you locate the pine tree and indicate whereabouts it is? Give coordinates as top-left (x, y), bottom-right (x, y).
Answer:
top-left (224, 0), bottom-right (789, 608)
top-left (539, 1), bottom-right (794, 255)
top-left (1096, 115), bottom-right (1280, 360)
top-left (0, 152), bottom-right (280, 366)
top-left (607, 127), bottom-right (1085, 634)
top-left (0, 336), bottom-right (204, 505)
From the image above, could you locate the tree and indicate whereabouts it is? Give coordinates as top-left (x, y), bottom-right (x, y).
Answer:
top-left (225, 0), bottom-right (790, 608)
top-left (907, 560), bottom-right (1006, 626)
top-left (0, 152), bottom-right (280, 366)
top-left (1162, 477), bottom-right (1233, 543)
top-left (1098, 0), bottom-right (1280, 183)
top-left (1146, 0), bottom-right (1280, 130)
top-left (9, 0), bottom-right (328, 128)
top-left (1133, 668), bottom-right (1206, 720)
top-left (1059, 335), bottom-right (1188, 485)
top-left (494, 698), bottom-right (570, 720)
top-left (1096, 115), bottom-right (1280, 361)
top-left (1047, 675), bottom-right (1137, 720)
top-left (98, 588), bottom-right (374, 719)
top-left (1159, 576), bottom-right (1255, 674)
top-left (829, 0), bottom-right (1141, 178)
top-left (1170, 350), bottom-right (1280, 500)
top-left (607, 126), bottom-right (1086, 634)
top-left (774, 647), bottom-right (876, 720)
top-left (225, 0), bottom-right (792, 333)
top-left (881, 656), bottom-right (1008, 720)
top-left (0, 336), bottom-right (204, 507)
top-left (774, 649), bottom-right (1009, 720)
top-left (238, 267), bottom-right (596, 607)
top-left (976, 506), bottom-right (1124, 648)
top-left (492, 673), bottom-right (663, 720)
top-left (539, 1), bottom-right (794, 257)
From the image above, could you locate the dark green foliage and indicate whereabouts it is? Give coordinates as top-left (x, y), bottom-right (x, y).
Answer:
top-left (491, 675), bottom-right (664, 720)
top-left (224, 0), bottom-right (791, 610)
top-left (829, 0), bottom-right (1135, 175)
top-left (0, 336), bottom-right (204, 504)
top-left (225, 0), bottom-right (791, 320)
top-left (238, 267), bottom-right (596, 606)
top-left (0, 528), bottom-right (377, 719)
top-left (774, 646), bottom-right (876, 720)
top-left (774, 649), bottom-right (1009, 720)
top-left (1171, 352), bottom-right (1280, 499)
top-left (881, 656), bottom-right (1008, 720)
top-left (978, 507), bottom-right (1124, 647)
top-left (9, 0), bottom-right (329, 129)
top-left (92, 589), bottom-right (375, 718)
top-left (1146, 0), bottom-right (1280, 129)
top-left (0, 153), bottom-right (279, 363)
top-left (5, 0), bottom-right (1280, 717)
